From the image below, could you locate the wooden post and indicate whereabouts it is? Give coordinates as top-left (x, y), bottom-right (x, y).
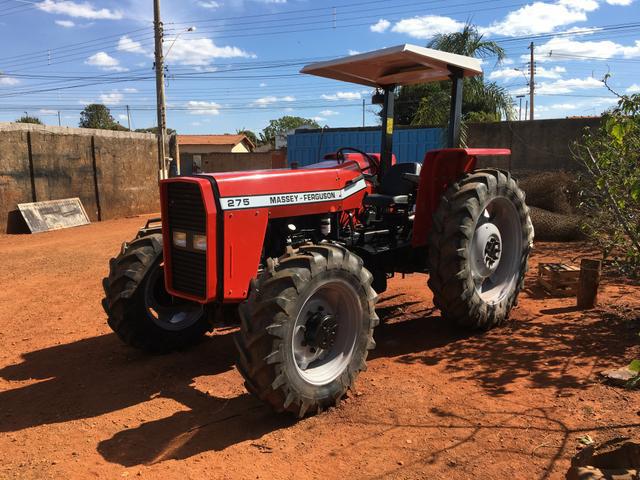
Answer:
top-left (577, 259), bottom-right (601, 309)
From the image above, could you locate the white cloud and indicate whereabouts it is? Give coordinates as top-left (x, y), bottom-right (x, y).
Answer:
top-left (187, 100), bottom-right (221, 115)
top-left (348, 49), bottom-right (361, 56)
top-left (198, 1), bottom-right (220, 7)
top-left (117, 35), bottom-right (147, 55)
top-left (99, 91), bottom-right (124, 105)
top-left (370, 19), bottom-right (390, 33)
top-left (122, 87), bottom-right (138, 93)
top-left (483, 1), bottom-right (597, 37)
top-left (489, 68), bottom-right (525, 80)
top-left (118, 114), bottom-right (128, 121)
top-left (312, 116), bottom-right (327, 123)
top-left (36, 0), bottom-right (122, 20)
top-left (319, 110), bottom-right (339, 116)
top-left (512, 76), bottom-right (603, 95)
top-left (538, 65), bottom-right (567, 79)
top-left (39, 109), bottom-right (58, 115)
top-left (321, 91), bottom-right (362, 100)
top-left (489, 66), bottom-right (566, 81)
top-left (606, 0), bottom-right (633, 4)
top-left (533, 36), bottom-right (640, 62)
top-left (251, 95), bottom-right (296, 107)
top-left (627, 83), bottom-right (640, 93)
top-left (85, 52), bottom-right (127, 72)
top-left (55, 19), bottom-right (75, 27)
top-left (0, 76), bottom-right (20, 86)
top-left (391, 15), bottom-right (464, 39)
top-left (259, 82), bottom-right (267, 87)
top-left (163, 37), bottom-right (254, 66)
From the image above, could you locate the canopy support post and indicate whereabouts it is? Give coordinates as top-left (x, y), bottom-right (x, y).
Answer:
top-left (447, 66), bottom-right (464, 148)
top-left (379, 85), bottom-right (396, 181)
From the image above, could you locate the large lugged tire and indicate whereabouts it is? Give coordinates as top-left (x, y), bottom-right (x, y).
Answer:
top-left (102, 233), bottom-right (211, 353)
top-left (428, 169), bottom-right (534, 329)
top-left (234, 244), bottom-right (378, 417)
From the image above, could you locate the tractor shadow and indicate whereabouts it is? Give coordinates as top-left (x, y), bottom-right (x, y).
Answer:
top-left (0, 292), bottom-right (637, 467)
top-left (372, 292), bottom-right (639, 398)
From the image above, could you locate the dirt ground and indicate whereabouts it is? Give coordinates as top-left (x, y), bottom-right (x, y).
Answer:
top-left (1, 215), bottom-right (639, 480)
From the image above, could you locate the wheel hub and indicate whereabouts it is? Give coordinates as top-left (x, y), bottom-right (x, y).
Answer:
top-left (303, 309), bottom-right (339, 350)
top-left (472, 222), bottom-right (502, 278)
top-left (483, 233), bottom-right (502, 268)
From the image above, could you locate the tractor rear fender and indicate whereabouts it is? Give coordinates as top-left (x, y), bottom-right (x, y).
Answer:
top-left (411, 148), bottom-right (511, 248)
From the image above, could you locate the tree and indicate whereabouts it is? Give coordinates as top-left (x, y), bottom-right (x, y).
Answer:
top-left (237, 128), bottom-right (259, 148)
top-left (395, 23), bottom-right (514, 127)
top-left (79, 104), bottom-right (127, 130)
top-left (575, 80), bottom-right (640, 273)
top-left (16, 115), bottom-right (43, 125)
top-left (134, 127), bottom-right (177, 135)
top-left (260, 116), bottom-right (320, 146)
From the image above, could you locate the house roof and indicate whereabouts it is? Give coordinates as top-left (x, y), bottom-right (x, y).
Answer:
top-left (301, 44), bottom-right (482, 87)
top-left (178, 134), bottom-right (254, 149)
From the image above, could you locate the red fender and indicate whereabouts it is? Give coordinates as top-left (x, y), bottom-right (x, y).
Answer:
top-left (412, 148), bottom-right (511, 248)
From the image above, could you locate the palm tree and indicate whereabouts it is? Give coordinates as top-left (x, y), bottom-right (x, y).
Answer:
top-left (395, 23), bottom-right (514, 126)
top-left (426, 23), bottom-right (505, 62)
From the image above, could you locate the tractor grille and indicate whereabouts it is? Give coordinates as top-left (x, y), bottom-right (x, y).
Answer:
top-left (167, 182), bottom-right (207, 298)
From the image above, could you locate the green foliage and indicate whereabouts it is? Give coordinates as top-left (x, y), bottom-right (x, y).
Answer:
top-left (79, 104), bottom-right (128, 131)
top-left (236, 128), bottom-right (259, 148)
top-left (260, 116), bottom-right (320, 146)
top-left (134, 126), bottom-right (177, 135)
top-left (395, 23), bottom-right (514, 128)
top-left (575, 83), bottom-right (640, 273)
top-left (16, 115), bottom-right (43, 125)
top-left (627, 360), bottom-right (640, 389)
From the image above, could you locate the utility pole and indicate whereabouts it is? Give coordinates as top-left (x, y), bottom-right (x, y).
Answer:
top-left (516, 95), bottom-right (524, 121)
top-left (525, 100), bottom-right (529, 121)
top-left (57, 111), bottom-right (61, 126)
top-left (362, 98), bottom-right (365, 127)
top-left (529, 42), bottom-right (535, 121)
top-left (126, 105), bottom-right (132, 130)
top-left (153, 0), bottom-right (167, 180)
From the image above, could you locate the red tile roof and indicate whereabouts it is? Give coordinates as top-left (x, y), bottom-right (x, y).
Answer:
top-left (178, 134), bottom-right (253, 147)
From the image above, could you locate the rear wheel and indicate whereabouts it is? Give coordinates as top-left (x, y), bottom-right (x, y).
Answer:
top-left (428, 169), bottom-right (534, 329)
top-left (102, 233), bottom-right (211, 353)
top-left (234, 244), bottom-right (378, 417)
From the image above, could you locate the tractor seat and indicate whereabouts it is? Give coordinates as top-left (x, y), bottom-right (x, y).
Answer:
top-left (363, 162), bottom-right (421, 208)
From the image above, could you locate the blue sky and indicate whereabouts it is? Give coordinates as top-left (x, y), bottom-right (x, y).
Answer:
top-left (0, 0), bottom-right (638, 134)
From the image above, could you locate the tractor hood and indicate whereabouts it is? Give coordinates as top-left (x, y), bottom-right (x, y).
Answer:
top-left (200, 159), bottom-right (368, 213)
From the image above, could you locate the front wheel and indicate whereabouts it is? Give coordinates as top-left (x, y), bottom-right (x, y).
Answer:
top-left (428, 169), bottom-right (534, 329)
top-left (234, 244), bottom-right (378, 417)
top-left (102, 233), bottom-right (211, 353)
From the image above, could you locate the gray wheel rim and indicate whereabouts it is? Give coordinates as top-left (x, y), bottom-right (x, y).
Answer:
top-left (144, 264), bottom-right (204, 331)
top-left (292, 279), bottom-right (360, 386)
top-left (469, 196), bottom-right (522, 304)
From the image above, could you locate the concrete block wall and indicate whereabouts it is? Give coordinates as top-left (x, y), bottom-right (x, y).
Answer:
top-left (467, 117), bottom-right (601, 171)
top-left (0, 123), bottom-right (161, 233)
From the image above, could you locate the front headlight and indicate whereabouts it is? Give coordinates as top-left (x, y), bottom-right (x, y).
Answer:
top-left (193, 234), bottom-right (207, 252)
top-left (172, 231), bottom-right (187, 248)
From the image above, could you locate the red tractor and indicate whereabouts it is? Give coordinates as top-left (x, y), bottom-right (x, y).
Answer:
top-left (103, 44), bottom-right (534, 417)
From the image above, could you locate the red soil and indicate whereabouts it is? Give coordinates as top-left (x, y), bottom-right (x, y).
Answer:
top-left (1, 215), bottom-right (638, 479)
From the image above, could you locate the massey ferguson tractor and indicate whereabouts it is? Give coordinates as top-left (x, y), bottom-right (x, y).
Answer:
top-left (103, 44), bottom-right (534, 417)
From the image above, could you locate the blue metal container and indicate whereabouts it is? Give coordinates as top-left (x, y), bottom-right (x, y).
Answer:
top-left (287, 127), bottom-right (444, 166)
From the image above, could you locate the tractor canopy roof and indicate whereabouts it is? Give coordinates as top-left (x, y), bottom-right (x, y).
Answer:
top-left (300, 44), bottom-right (482, 87)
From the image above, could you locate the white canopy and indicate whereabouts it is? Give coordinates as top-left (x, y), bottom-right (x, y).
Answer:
top-left (300, 44), bottom-right (482, 87)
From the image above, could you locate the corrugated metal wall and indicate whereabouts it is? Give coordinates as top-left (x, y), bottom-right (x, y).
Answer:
top-left (287, 127), bottom-right (444, 166)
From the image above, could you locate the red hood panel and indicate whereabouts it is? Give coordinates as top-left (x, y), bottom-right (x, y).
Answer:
top-left (202, 160), bottom-right (363, 197)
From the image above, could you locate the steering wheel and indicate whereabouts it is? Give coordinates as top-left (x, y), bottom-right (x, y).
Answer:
top-left (335, 147), bottom-right (380, 177)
